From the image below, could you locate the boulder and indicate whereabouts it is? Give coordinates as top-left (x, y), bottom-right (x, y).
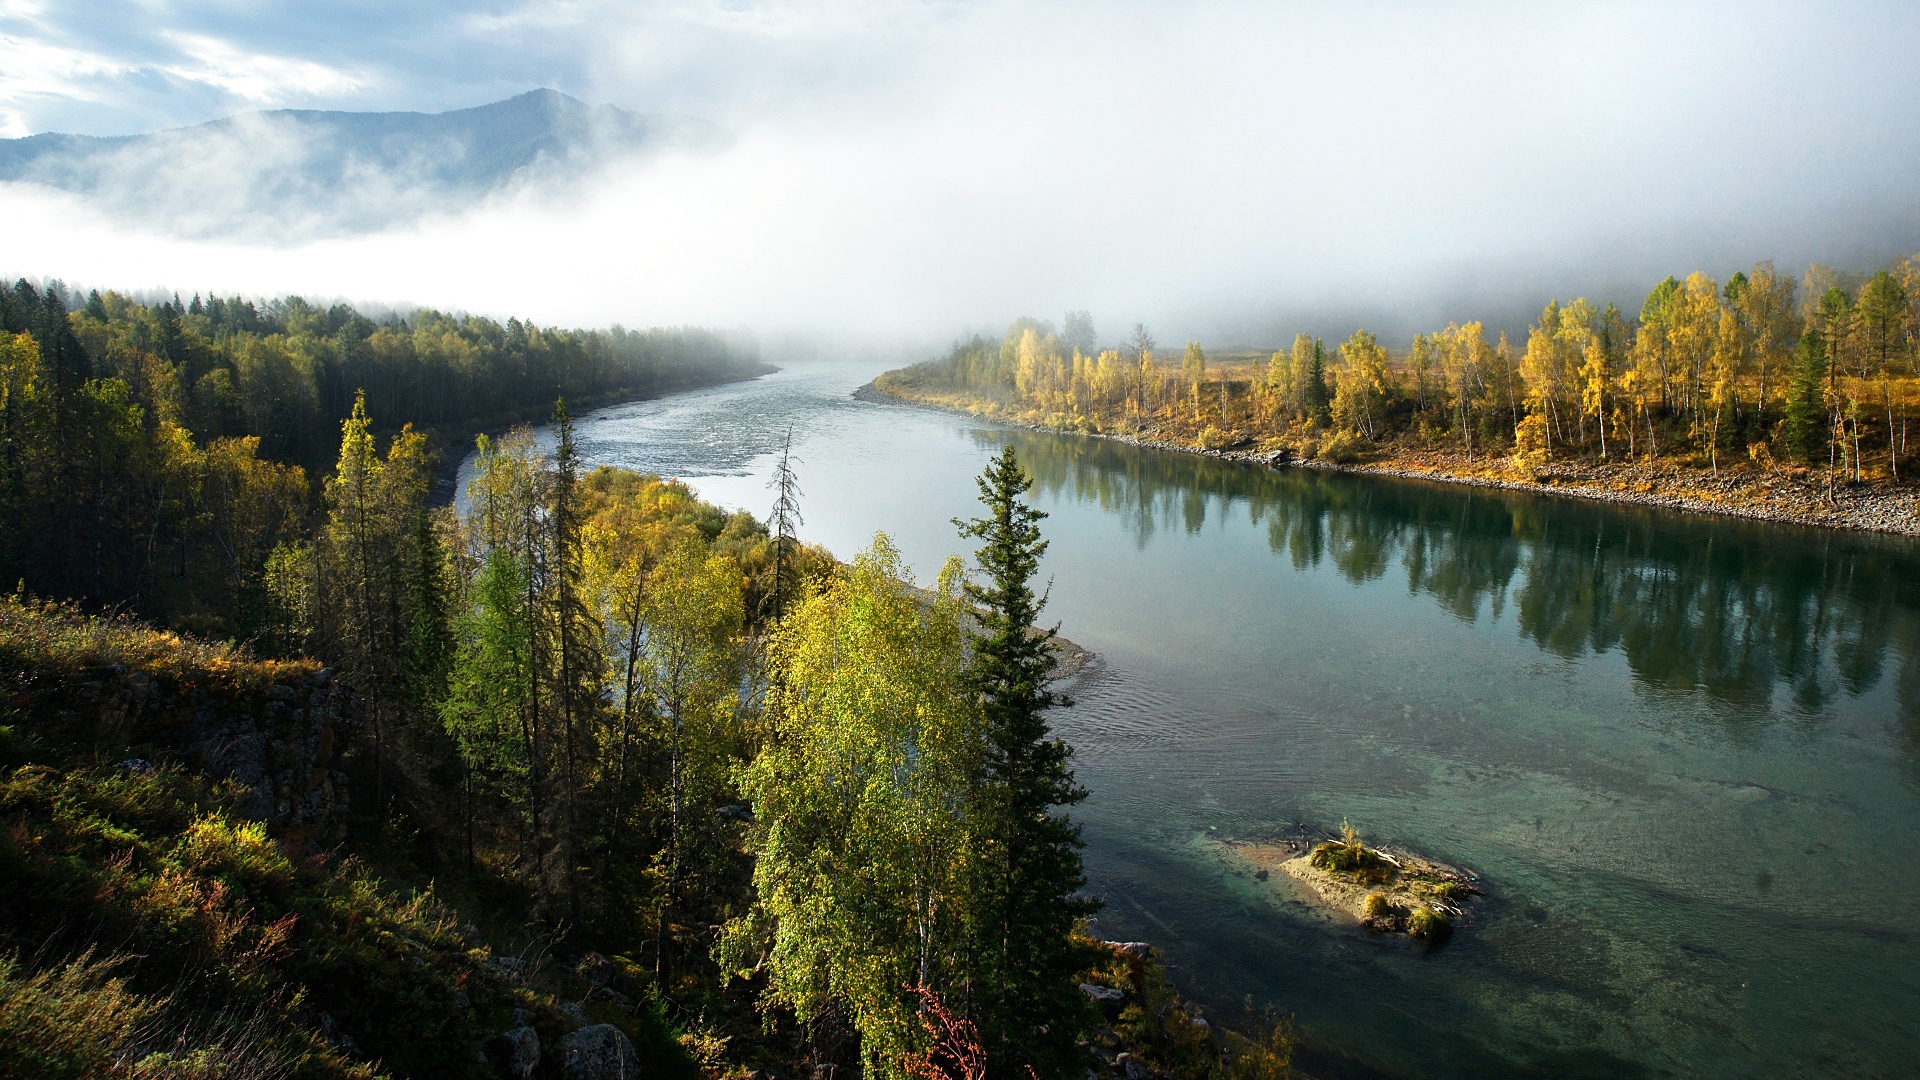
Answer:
top-left (495, 1026), bottom-right (540, 1079)
top-left (575, 951), bottom-right (614, 986)
top-left (563, 1024), bottom-right (640, 1080)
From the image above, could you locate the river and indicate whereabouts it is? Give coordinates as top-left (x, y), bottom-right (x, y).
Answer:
top-left (460, 359), bottom-right (1920, 1079)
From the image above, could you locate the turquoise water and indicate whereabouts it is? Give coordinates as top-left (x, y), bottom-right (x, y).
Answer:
top-left (473, 361), bottom-right (1920, 1078)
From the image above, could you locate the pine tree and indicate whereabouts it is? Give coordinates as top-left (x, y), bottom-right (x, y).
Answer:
top-left (954, 445), bottom-right (1095, 1080)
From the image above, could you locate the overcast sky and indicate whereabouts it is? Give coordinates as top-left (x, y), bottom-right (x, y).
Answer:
top-left (5, 1), bottom-right (1920, 345)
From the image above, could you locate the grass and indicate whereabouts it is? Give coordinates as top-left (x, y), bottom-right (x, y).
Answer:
top-left (1307, 821), bottom-right (1394, 886)
top-left (1406, 906), bottom-right (1452, 942)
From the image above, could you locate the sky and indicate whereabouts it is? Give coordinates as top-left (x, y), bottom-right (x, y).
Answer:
top-left (4, 0), bottom-right (1920, 346)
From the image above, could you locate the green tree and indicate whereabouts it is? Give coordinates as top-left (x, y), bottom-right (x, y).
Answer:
top-left (954, 446), bottom-right (1095, 1080)
top-left (1784, 330), bottom-right (1827, 465)
top-left (442, 547), bottom-right (535, 868)
top-left (725, 537), bottom-right (982, 1080)
top-left (1303, 338), bottom-right (1332, 427)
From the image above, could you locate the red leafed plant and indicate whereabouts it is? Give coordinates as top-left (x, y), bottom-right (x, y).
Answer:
top-left (902, 984), bottom-right (987, 1080)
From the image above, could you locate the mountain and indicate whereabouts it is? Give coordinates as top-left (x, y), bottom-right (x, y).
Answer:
top-left (0, 89), bottom-right (722, 238)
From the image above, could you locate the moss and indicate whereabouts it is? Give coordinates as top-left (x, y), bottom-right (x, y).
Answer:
top-left (1361, 892), bottom-right (1389, 921)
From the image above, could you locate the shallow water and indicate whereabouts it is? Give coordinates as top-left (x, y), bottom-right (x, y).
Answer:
top-left (463, 361), bottom-right (1920, 1079)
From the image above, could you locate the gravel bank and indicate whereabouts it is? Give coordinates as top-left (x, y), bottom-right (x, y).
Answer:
top-left (857, 383), bottom-right (1920, 538)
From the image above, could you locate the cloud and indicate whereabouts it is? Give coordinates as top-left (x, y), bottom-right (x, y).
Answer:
top-left (4, 0), bottom-right (1920, 345)
top-left (157, 32), bottom-right (368, 104)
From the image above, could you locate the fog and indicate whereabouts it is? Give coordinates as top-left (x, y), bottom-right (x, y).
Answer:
top-left (5, 0), bottom-right (1920, 349)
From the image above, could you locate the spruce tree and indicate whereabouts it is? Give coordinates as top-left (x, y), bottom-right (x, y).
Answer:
top-left (1305, 337), bottom-right (1332, 427)
top-left (955, 445), bottom-right (1095, 1080)
top-left (1785, 330), bottom-right (1827, 465)
top-left (766, 427), bottom-right (803, 621)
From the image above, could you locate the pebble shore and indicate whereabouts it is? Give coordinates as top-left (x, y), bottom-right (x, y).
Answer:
top-left (857, 383), bottom-right (1920, 539)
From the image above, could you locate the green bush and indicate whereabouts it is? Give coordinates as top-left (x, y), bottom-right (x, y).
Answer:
top-left (1308, 820), bottom-right (1392, 884)
top-left (1407, 906), bottom-right (1451, 941)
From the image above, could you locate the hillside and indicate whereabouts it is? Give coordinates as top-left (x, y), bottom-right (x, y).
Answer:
top-left (0, 594), bottom-right (694, 1079)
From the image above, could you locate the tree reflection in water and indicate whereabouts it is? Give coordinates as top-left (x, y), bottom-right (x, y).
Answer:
top-left (981, 429), bottom-right (1920, 738)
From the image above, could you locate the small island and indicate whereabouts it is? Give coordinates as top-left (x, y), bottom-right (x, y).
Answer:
top-left (1223, 823), bottom-right (1481, 942)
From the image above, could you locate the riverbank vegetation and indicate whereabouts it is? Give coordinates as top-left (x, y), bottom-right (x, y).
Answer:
top-left (876, 259), bottom-right (1920, 531)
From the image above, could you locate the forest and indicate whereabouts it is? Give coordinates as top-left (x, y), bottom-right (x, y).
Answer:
top-left (0, 280), bottom-right (764, 636)
top-left (877, 259), bottom-right (1920, 491)
top-left (0, 279), bottom-right (1289, 1080)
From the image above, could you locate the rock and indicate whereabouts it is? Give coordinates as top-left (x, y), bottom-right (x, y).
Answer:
top-left (495, 1026), bottom-right (540, 1079)
top-left (562, 1023), bottom-right (640, 1080)
top-left (1106, 941), bottom-right (1153, 959)
top-left (1117, 1053), bottom-right (1151, 1080)
top-left (318, 1012), bottom-right (361, 1058)
top-left (510, 1007), bottom-right (534, 1027)
top-left (575, 951), bottom-right (614, 986)
top-left (558, 1001), bottom-right (589, 1029)
top-left (1079, 983), bottom-right (1126, 1003)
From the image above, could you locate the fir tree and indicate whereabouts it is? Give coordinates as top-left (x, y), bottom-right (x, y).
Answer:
top-left (954, 445), bottom-right (1096, 1080)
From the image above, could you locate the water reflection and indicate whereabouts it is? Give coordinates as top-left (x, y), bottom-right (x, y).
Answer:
top-left (983, 429), bottom-right (1920, 730)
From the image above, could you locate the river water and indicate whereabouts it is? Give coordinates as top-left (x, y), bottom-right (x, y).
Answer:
top-left (464, 360), bottom-right (1920, 1079)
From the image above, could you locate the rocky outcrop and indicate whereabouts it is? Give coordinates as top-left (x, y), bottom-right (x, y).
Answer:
top-left (61, 659), bottom-right (358, 841)
top-left (176, 667), bottom-right (355, 839)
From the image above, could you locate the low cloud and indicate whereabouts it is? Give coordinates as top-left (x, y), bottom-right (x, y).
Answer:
top-left (4, 1), bottom-right (1920, 348)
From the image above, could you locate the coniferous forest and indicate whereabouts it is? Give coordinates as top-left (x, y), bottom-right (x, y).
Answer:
top-left (1, 281), bottom-right (1269, 1080)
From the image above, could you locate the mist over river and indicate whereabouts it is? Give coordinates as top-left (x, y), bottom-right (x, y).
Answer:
top-left (461, 361), bottom-right (1920, 1079)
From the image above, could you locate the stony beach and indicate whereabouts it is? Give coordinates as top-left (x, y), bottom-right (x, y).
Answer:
top-left (859, 383), bottom-right (1920, 538)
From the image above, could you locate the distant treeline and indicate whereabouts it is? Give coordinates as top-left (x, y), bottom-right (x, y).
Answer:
top-left (0, 279), bottom-right (763, 632)
top-left (881, 259), bottom-right (1920, 482)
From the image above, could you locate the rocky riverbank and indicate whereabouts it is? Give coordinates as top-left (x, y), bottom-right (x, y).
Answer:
top-left (858, 383), bottom-right (1920, 538)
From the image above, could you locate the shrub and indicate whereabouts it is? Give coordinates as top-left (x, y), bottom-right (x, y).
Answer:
top-left (0, 950), bottom-right (161, 1080)
top-left (1308, 820), bottom-right (1390, 883)
top-left (1197, 425), bottom-right (1238, 450)
top-left (1319, 430), bottom-right (1363, 464)
top-left (1407, 906), bottom-right (1451, 942)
